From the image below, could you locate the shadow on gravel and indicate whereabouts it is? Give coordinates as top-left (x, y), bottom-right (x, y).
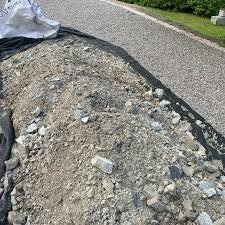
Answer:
top-left (0, 26), bottom-right (225, 170)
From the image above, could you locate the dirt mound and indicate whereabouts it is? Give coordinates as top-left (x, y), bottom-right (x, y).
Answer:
top-left (1, 35), bottom-right (225, 225)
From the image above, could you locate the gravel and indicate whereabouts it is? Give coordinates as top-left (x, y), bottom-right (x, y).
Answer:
top-left (35, 0), bottom-right (225, 135)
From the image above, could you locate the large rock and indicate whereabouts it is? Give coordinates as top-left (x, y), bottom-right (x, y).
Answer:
top-left (211, 16), bottom-right (225, 25)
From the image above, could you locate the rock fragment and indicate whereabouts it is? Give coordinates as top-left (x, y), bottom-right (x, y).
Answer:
top-left (199, 180), bottom-right (217, 198)
top-left (91, 156), bottom-right (114, 174)
top-left (154, 88), bottom-right (164, 98)
top-left (197, 212), bottom-right (213, 225)
top-left (8, 211), bottom-right (27, 225)
top-left (26, 123), bottom-right (38, 134)
top-left (151, 121), bottom-right (162, 132)
top-left (159, 100), bottom-right (171, 107)
top-left (169, 165), bottom-right (183, 180)
top-left (5, 158), bottom-right (19, 171)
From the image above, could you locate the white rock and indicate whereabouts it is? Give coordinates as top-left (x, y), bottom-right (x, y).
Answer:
top-left (154, 88), bottom-right (164, 98)
top-left (38, 126), bottom-right (47, 136)
top-left (164, 183), bottom-right (176, 193)
top-left (81, 116), bottom-right (89, 124)
top-left (159, 100), bottom-right (171, 107)
top-left (26, 123), bottom-right (38, 134)
top-left (91, 156), bottom-right (114, 174)
top-left (172, 117), bottom-right (180, 125)
top-left (197, 212), bottom-right (213, 225)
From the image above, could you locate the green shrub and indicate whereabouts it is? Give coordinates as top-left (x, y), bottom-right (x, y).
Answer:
top-left (118, 0), bottom-right (225, 16)
top-left (188, 0), bottom-right (221, 17)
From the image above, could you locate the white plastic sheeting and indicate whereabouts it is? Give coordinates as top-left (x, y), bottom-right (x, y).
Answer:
top-left (0, 0), bottom-right (60, 39)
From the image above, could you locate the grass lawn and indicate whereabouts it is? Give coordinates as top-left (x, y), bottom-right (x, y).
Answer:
top-left (141, 7), bottom-right (225, 47)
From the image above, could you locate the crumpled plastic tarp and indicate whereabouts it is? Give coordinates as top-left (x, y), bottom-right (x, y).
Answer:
top-left (0, 0), bottom-right (60, 39)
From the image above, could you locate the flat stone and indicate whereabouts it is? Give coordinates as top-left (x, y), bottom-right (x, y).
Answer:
top-left (184, 138), bottom-right (199, 151)
top-left (5, 158), bottom-right (19, 171)
top-left (203, 161), bottom-right (218, 173)
top-left (197, 212), bottom-right (213, 225)
top-left (91, 156), bottom-right (114, 174)
top-left (26, 123), bottom-right (38, 134)
top-left (199, 180), bottom-right (217, 198)
top-left (214, 216), bottom-right (225, 225)
top-left (143, 185), bottom-right (158, 199)
top-left (159, 100), bottom-right (171, 107)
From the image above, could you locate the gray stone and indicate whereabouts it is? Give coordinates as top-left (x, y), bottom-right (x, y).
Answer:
top-left (199, 180), bottom-right (217, 198)
top-left (151, 121), bottom-right (162, 132)
top-left (169, 165), bottom-right (183, 180)
top-left (147, 197), bottom-right (165, 212)
top-left (8, 211), bottom-right (27, 224)
top-left (91, 156), bottom-right (114, 174)
top-left (203, 162), bottom-right (218, 173)
top-left (143, 185), bottom-right (158, 199)
top-left (197, 212), bottom-right (213, 225)
top-left (211, 16), bottom-right (225, 25)
top-left (26, 123), bottom-right (38, 134)
top-left (5, 158), bottom-right (19, 171)
top-left (73, 110), bottom-right (86, 121)
top-left (164, 183), bottom-right (176, 193)
top-left (214, 216), bottom-right (225, 225)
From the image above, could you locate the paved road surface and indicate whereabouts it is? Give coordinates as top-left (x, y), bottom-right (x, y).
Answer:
top-left (2, 0), bottom-right (225, 134)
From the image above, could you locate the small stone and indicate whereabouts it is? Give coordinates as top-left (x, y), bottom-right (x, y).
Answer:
top-left (87, 188), bottom-right (94, 198)
top-left (164, 183), bottom-right (176, 193)
top-left (81, 116), bottom-right (89, 124)
top-left (182, 165), bottom-right (194, 177)
top-left (102, 179), bottom-right (114, 193)
top-left (38, 126), bottom-right (47, 136)
top-left (197, 212), bottom-right (213, 225)
top-left (159, 100), bottom-right (170, 107)
top-left (199, 180), bottom-right (217, 198)
top-left (31, 107), bottom-right (42, 118)
top-left (91, 156), bottom-right (114, 174)
top-left (73, 110), bottom-right (85, 121)
top-left (144, 89), bottom-right (153, 100)
top-left (151, 121), bottom-right (162, 132)
top-left (171, 111), bottom-right (180, 118)
top-left (5, 158), bottom-right (19, 171)
top-left (154, 88), bottom-right (164, 98)
top-left (182, 198), bottom-right (193, 212)
top-left (169, 165), bottom-right (183, 180)
top-left (147, 197), bottom-right (164, 212)
top-left (8, 211), bottom-right (27, 224)
top-left (214, 216), bottom-right (225, 225)
top-left (220, 176), bottom-right (225, 183)
top-left (203, 162), bottom-right (218, 173)
top-left (26, 123), bottom-right (38, 134)
top-left (143, 185), bottom-right (158, 199)
top-left (184, 138), bottom-right (199, 151)
top-left (11, 196), bottom-right (17, 206)
top-left (172, 117), bottom-right (180, 125)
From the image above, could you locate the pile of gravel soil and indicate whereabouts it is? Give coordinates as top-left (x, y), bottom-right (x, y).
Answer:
top-left (0, 35), bottom-right (225, 225)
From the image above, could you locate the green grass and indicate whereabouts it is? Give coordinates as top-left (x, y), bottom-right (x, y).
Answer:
top-left (144, 7), bottom-right (225, 46)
